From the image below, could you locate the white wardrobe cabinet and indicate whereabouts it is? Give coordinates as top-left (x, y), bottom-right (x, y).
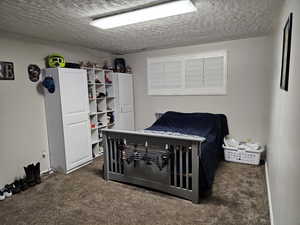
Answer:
top-left (113, 73), bottom-right (135, 131)
top-left (44, 68), bottom-right (92, 174)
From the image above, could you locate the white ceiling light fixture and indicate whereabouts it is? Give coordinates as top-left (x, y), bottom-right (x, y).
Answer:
top-left (90, 0), bottom-right (197, 29)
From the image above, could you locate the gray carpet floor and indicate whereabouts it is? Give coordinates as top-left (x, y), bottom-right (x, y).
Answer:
top-left (0, 158), bottom-right (270, 225)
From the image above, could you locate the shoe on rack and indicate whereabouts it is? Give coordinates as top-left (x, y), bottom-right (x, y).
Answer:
top-left (105, 74), bottom-right (112, 84)
top-left (0, 190), bottom-right (5, 201)
top-left (97, 92), bottom-right (106, 98)
top-left (95, 79), bottom-right (102, 84)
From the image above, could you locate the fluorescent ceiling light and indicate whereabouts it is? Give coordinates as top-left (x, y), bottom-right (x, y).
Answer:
top-left (90, 0), bottom-right (197, 29)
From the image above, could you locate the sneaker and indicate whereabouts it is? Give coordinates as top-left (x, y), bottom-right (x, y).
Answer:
top-left (97, 92), bottom-right (106, 98)
top-left (0, 190), bottom-right (5, 201)
top-left (105, 74), bottom-right (112, 84)
top-left (11, 180), bottom-right (21, 194)
top-left (3, 185), bottom-right (12, 198)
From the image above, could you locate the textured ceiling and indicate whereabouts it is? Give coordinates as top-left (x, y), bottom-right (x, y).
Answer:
top-left (0, 0), bottom-right (282, 54)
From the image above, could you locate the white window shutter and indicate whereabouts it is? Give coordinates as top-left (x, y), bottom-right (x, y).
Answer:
top-left (163, 61), bottom-right (182, 89)
top-left (203, 56), bottom-right (224, 87)
top-left (148, 62), bottom-right (164, 90)
top-left (147, 50), bottom-right (227, 95)
top-left (185, 58), bottom-right (204, 88)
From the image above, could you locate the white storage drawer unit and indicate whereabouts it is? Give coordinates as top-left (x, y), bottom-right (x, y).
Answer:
top-left (44, 68), bottom-right (92, 174)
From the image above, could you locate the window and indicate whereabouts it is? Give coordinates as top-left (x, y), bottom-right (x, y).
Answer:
top-left (147, 50), bottom-right (227, 95)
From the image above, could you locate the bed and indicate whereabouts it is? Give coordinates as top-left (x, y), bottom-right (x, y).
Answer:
top-left (102, 111), bottom-right (229, 203)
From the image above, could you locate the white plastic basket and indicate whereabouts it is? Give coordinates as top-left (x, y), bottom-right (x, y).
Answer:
top-left (223, 145), bottom-right (264, 165)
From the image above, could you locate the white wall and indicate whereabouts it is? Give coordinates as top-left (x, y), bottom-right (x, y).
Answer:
top-left (0, 32), bottom-right (111, 187)
top-left (267, 0), bottom-right (300, 224)
top-left (124, 37), bottom-right (272, 143)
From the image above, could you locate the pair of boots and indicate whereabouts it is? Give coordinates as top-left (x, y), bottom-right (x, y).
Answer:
top-left (24, 162), bottom-right (41, 187)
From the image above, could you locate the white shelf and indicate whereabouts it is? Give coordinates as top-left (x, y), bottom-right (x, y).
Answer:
top-left (97, 111), bottom-right (106, 114)
top-left (82, 67), bottom-right (113, 72)
top-left (92, 139), bottom-right (99, 145)
top-left (85, 68), bottom-right (116, 160)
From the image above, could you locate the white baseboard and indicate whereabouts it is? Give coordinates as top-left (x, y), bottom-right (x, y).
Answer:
top-left (265, 162), bottom-right (274, 225)
top-left (41, 168), bottom-right (53, 175)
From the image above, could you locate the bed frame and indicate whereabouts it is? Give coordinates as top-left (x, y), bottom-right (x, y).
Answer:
top-left (102, 129), bottom-right (205, 203)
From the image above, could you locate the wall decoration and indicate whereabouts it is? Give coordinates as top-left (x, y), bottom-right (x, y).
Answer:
top-left (114, 58), bottom-right (126, 73)
top-left (42, 76), bottom-right (55, 94)
top-left (28, 64), bottom-right (41, 82)
top-left (45, 54), bottom-right (65, 68)
top-left (280, 13), bottom-right (293, 91)
top-left (0, 61), bottom-right (15, 80)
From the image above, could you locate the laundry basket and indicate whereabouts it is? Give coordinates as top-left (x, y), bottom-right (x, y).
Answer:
top-left (223, 145), bottom-right (264, 165)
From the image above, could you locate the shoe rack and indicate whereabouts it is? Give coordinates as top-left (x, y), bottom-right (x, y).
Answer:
top-left (85, 68), bottom-right (116, 158)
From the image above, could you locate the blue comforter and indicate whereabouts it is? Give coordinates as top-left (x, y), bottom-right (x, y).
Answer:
top-left (146, 111), bottom-right (229, 192)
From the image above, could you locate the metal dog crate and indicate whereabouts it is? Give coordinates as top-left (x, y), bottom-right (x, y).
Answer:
top-left (102, 129), bottom-right (205, 204)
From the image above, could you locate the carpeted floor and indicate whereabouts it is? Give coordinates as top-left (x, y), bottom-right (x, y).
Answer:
top-left (0, 158), bottom-right (270, 225)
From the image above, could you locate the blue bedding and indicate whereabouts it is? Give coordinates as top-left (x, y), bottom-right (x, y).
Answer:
top-left (146, 111), bottom-right (229, 192)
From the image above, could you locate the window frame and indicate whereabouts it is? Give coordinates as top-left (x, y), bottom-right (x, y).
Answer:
top-left (147, 50), bottom-right (228, 96)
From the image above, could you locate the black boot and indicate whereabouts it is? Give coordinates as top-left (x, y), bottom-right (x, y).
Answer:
top-left (19, 178), bottom-right (29, 191)
top-left (24, 164), bottom-right (35, 187)
top-left (34, 162), bottom-right (41, 184)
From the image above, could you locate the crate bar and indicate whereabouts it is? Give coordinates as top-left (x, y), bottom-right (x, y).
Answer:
top-left (103, 132), bottom-right (109, 180)
top-left (109, 139), bottom-right (113, 172)
top-left (112, 139), bottom-right (116, 171)
top-left (117, 140), bottom-right (121, 173)
top-left (174, 146), bottom-right (177, 187)
top-left (179, 146), bottom-right (183, 188)
top-left (186, 149), bottom-right (189, 190)
top-left (113, 139), bottom-right (119, 173)
top-left (191, 142), bottom-right (200, 203)
top-left (168, 144), bottom-right (172, 186)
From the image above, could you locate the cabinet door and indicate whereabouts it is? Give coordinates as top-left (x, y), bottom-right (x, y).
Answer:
top-left (59, 69), bottom-right (92, 171)
top-left (59, 68), bottom-right (89, 116)
top-left (118, 112), bottom-right (135, 130)
top-left (117, 74), bottom-right (135, 130)
top-left (118, 74), bottom-right (134, 109)
top-left (63, 114), bottom-right (92, 171)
